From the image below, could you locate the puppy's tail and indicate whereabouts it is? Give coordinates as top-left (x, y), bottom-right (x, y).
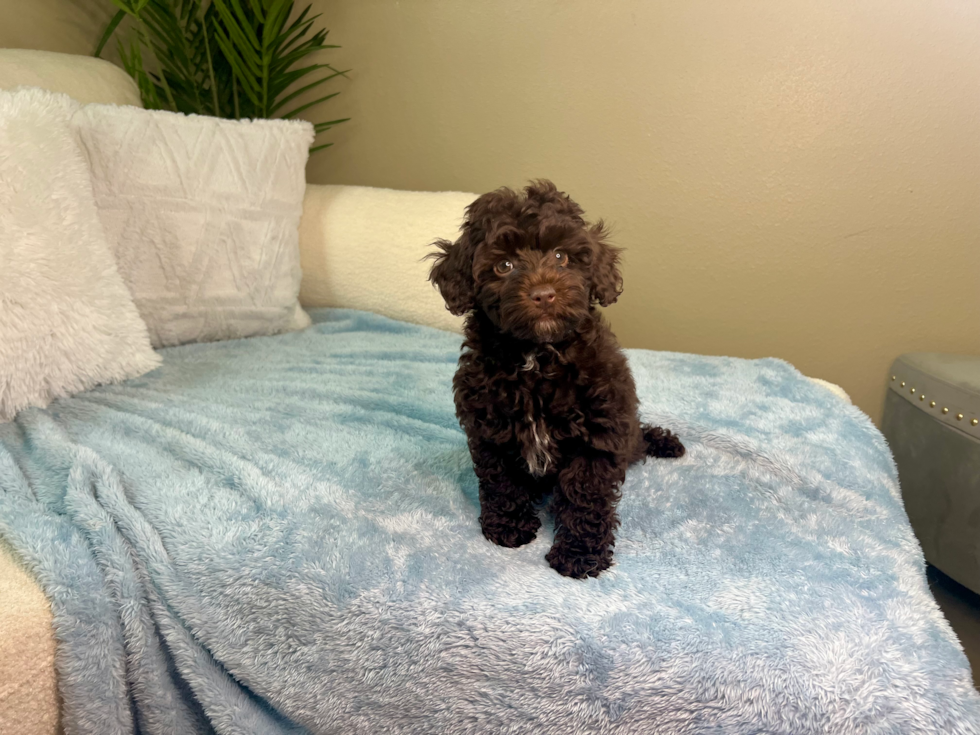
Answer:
top-left (641, 424), bottom-right (686, 459)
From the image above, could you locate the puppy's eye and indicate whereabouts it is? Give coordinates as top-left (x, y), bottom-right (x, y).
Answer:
top-left (554, 251), bottom-right (568, 267)
top-left (495, 260), bottom-right (514, 276)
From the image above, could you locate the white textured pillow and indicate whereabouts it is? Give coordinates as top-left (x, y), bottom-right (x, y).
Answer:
top-left (0, 88), bottom-right (160, 422)
top-left (73, 106), bottom-right (314, 348)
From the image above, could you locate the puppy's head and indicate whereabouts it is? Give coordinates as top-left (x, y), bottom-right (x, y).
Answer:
top-left (428, 180), bottom-right (622, 343)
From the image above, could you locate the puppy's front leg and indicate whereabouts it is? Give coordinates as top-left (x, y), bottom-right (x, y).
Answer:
top-left (471, 442), bottom-right (541, 548)
top-left (547, 454), bottom-right (626, 579)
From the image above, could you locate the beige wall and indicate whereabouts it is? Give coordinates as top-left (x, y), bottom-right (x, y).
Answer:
top-left (0, 0), bottom-right (112, 56)
top-left (304, 0), bottom-right (980, 422)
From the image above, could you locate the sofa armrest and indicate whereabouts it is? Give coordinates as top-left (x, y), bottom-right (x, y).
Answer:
top-left (297, 184), bottom-right (476, 333)
top-left (0, 539), bottom-right (58, 735)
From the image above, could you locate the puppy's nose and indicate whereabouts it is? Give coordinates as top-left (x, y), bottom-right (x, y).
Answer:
top-left (529, 284), bottom-right (556, 305)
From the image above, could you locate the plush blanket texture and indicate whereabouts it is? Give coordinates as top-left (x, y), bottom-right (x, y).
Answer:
top-left (1, 309), bottom-right (978, 735)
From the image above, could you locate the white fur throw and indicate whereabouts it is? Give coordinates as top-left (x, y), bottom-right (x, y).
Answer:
top-left (73, 106), bottom-right (314, 348)
top-left (0, 88), bottom-right (160, 422)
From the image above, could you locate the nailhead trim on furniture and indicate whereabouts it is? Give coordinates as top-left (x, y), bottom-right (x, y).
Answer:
top-left (890, 374), bottom-right (978, 434)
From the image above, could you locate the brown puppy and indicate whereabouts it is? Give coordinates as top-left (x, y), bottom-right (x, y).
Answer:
top-left (429, 180), bottom-right (684, 578)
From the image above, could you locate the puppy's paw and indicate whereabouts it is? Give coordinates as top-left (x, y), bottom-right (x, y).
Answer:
top-left (480, 513), bottom-right (541, 548)
top-left (643, 426), bottom-right (686, 459)
top-left (546, 545), bottom-right (613, 579)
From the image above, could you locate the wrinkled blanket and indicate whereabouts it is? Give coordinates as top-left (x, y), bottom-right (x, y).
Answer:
top-left (1, 308), bottom-right (978, 735)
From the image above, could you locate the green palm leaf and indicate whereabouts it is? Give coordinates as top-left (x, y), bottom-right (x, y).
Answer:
top-left (94, 9), bottom-right (127, 58)
top-left (95, 0), bottom-right (348, 151)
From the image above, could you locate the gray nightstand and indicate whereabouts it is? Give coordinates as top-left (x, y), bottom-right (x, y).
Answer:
top-left (881, 353), bottom-right (980, 594)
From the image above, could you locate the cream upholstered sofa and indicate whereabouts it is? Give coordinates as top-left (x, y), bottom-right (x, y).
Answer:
top-left (0, 49), bottom-right (850, 735)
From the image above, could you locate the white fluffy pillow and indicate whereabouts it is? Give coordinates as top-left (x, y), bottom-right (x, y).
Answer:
top-left (0, 88), bottom-right (160, 422)
top-left (73, 106), bottom-right (314, 348)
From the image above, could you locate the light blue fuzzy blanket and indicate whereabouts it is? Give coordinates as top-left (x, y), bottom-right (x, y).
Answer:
top-left (2, 308), bottom-right (979, 734)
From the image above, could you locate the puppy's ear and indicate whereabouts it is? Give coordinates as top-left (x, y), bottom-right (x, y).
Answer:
top-left (428, 232), bottom-right (477, 316)
top-left (428, 188), bottom-right (519, 316)
top-left (588, 221), bottom-right (623, 307)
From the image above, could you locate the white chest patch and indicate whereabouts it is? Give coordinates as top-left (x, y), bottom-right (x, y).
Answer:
top-left (520, 352), bottom-right (554, 476)
top-left (523, 418), bottom-right (555, 477)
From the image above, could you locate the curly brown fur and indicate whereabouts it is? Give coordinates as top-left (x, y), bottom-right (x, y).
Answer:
top-left (429, 180), bottom-right (685, 579)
